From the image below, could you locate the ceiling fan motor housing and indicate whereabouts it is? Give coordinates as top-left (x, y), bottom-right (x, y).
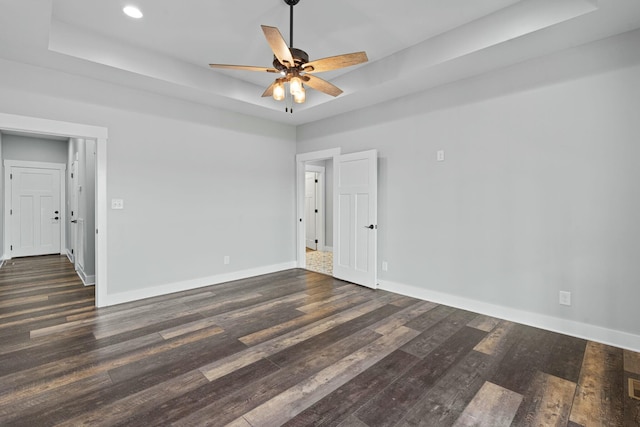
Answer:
top-left (272, 48), bottom-right (309, 71)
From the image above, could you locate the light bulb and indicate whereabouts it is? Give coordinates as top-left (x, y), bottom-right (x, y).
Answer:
top-left (273, 81), bottom-right (285, 101)
top-left (289, 76), bottom-right (303, 95)
top-left (294, 87), bottom-right (306, 104)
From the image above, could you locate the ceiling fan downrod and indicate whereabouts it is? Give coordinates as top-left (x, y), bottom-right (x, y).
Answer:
top-left (284, 0), bottom-right (300, 48)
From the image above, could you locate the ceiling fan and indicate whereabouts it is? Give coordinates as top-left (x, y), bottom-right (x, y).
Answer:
top-left (209, 0), bottom-right (368, 112)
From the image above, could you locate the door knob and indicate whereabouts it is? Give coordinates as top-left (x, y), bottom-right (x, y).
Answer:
top-left (364, 224), bottom-right (376, 229)
top-left (70, 220), bottom-right (78, 223)
top-left (54, 217), bottom-right (59, 220)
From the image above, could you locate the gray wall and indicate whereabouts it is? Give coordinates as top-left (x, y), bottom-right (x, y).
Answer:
top-left (2, 134), bottom-right (68, 164)
top-left (298, 29), bottom-right (640, 338)
top-left (0, 57), bottom-right (297, 298)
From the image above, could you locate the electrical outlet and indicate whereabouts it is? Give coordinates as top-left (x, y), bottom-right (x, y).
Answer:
top-left (111, 199), bottom-right (124, 209)
top-left (382, 261), bottom-right (388, 272)
top-left (559, 291), bottom-right (571, 306)
top-left (437, 150), bottom-right (445, 162)
top-left (224, 256), bottom-right (230, 265)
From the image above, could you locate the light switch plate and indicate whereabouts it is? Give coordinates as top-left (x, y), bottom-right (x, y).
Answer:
top-left (437, 150), bottom-right (445, 162)
top-left (111, 199), bottom-right (124, 210)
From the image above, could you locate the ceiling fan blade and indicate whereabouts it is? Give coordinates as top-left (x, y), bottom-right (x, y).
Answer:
top-left (262, 81), bottom-right (276, 97)
top-left (209, 64), bottom-right (278, 73)
top-left (302, 52), bottom-right (368, 73)
top-left (261, 25), bottom-right (294, 68)
top-left (302, 75), bottom-right (343, 97)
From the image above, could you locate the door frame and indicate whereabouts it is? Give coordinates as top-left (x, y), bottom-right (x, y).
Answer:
top-left (4, 160), bottom-right (67, 257)
top-left (305, 164), bottom-right (325, 252)
top-left (0, 113), bottom-right (108, 307)
top-left (296, 148), bottom-right (340, 269)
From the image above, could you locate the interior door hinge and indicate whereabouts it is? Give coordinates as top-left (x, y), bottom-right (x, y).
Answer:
top-left (10, 173), bottom-right (12, 179)
top-left (315, 209), bottom-right (318, 213)
top-left (9, 209), bottom-right (12, 215)
top-left (10, 245), bottom-right (12, 251)
top-left (315, 239), bottom-right (318, 244)
top-left (315, 179), bottom-right (318, 183)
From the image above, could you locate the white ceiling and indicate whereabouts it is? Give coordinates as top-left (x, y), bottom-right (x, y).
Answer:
top-left (1, 0), bottom-right (640, 125)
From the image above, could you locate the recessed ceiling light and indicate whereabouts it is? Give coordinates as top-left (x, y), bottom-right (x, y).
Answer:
top-left (123, 6), bottom-right (143, 19)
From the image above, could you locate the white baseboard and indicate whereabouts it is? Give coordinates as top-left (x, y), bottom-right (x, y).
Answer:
top-left (103, 261), bottom-right (298, 307)
top-left (0, 259), bottom-right (4, 269)
top-left (65, 249), bottom-right (74, 263)
top-left (378, 279), bottom-right (640, 353)
top-left (322, 246), bottom-right (333, 253)
top-left (76, 268), bottom-right (95, 286)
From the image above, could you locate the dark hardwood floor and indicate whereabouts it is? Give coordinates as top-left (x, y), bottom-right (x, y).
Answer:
top-left (0, 255), bottom-right (639, 426)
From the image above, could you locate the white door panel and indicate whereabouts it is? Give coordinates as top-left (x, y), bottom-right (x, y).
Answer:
top-left (11, 167), bottom-right (62, 257)
top-left (334, 150), bottom-right (378, 288)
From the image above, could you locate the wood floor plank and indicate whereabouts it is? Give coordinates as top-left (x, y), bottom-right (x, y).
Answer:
top-left (0, 256), bottom-right (637, 426)
top-left (396, 322), bottom-right (521, 427)
top-left (404, 304), bottom-right (457, 332)
top-left (238, 292), bottom-right (372, 346)
top-left (17, 333), bottom-right (248, 426)
top-left (466, 314), bottom-right (501, 332)
top-left (198, 296), bottom-right (397, 382)
top-left (174, 328), bottom-right (384, 426)
top-left (625, 350), bottom-right (640, 375)
top-left (401, 309), bottom-right (479, 359)
top-left (623, 371), bottom-right (640, 426)
top-left (489, 324), bottom-right (557, 395)
top-left (283, 349), bottom-right (420, 427)
top-left (237, 326), bottom-right (421, 427)
top-left (452, 381), bottom-right (523, 427)
top-left (543, 333), bottom-right (587, 384)
top-left (511, 371), bottom-right (577, 427)
top-left (0, 373), bottom-right (114, 424)
top-left (56, 370), bottom-right (209, 427)
top-left (569, 341), bottom-right (625, 426)
top-left (354, 326), bottom-right (487, 427)
top-left (118, 358), bottom-right (281, 426)
top-left (473, 319), bottom-right (516, 356)
top-left (369, 300), bottom-right (439, 336)
top-left (266, 304), bottom-right (402, 368)
top-left (0, 297), bottom-right (93, 321)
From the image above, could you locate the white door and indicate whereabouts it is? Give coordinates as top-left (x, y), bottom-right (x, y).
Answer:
top-left (333, 150), bottom-right (378, 288)
top-left (69, 161), bottom-right (78, 263)
top-left (10, 167), bottom-right (62, 257)
top-left (305, 172), bottom-right (318, 250)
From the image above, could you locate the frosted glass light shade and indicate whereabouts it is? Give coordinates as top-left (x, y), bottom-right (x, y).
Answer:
top-left (294, 87), bottom-right (306, 103)
top-left (273, 81), bottom-right (285, 101)
top-left (289, 76), bottom-right (303, 95)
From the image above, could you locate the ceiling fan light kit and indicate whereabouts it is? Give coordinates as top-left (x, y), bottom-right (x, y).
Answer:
top-left (209, 0), bottom-right (368, 113)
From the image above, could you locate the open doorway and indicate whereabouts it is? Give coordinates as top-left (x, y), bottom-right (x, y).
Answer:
top-left (2, 134), bottom-right (96, 283)
top-left (304, 162), bottom-right (333, 275)
top-left (296, 148), bottom-right (340, 276)
top-left (297, 148), bottom-right (379, 288)
top-left (0, 113), bottom-right (108, 307)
